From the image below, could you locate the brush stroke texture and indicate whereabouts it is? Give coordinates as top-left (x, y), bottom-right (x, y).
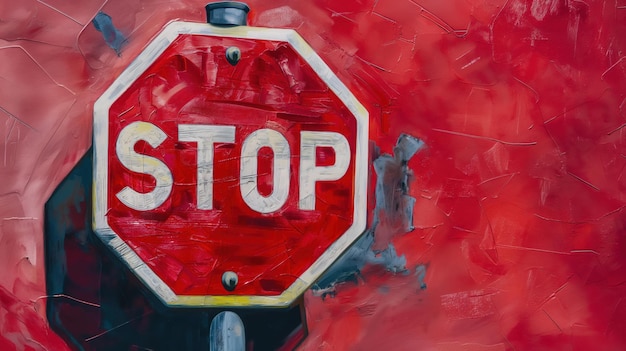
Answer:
top-left (0, 0), bottom-right (625, 350)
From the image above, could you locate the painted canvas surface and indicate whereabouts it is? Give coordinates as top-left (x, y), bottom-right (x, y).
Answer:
top-left (1, 0), bottom-right (625, 350)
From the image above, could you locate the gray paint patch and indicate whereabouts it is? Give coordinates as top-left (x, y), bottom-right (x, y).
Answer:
top-left (313, 134), bottom-right (426, 296)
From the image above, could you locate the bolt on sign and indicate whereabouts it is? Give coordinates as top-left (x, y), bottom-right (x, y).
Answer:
top-left (93, 21), bottom-right (369, 307)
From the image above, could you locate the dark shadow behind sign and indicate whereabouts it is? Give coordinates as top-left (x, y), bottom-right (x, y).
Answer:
top-left (44, 149), bottom-right (306, 350)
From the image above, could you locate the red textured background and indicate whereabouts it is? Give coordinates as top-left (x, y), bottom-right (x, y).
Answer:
top-left (0, 0), bottom-right (625, 350)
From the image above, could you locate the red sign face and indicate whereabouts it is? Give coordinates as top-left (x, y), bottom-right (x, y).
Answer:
top-left (93, 22), bottom-right (368, 307)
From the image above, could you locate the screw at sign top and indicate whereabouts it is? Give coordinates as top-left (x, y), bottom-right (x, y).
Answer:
top-left (205, 2), bottom-right (250, 26)
top-left (225, 46), bottom-right (241, 65)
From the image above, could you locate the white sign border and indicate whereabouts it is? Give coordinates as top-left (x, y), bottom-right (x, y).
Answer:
top-left (93, 21), bottom-right (369, 308)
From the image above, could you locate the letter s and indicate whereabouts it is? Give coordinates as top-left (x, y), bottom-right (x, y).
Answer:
top-left (115, 121), bottom-right (173, 211)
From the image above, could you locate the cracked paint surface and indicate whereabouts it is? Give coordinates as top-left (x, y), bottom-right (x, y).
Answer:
top-left (0, 0), bottom-right (625, 350)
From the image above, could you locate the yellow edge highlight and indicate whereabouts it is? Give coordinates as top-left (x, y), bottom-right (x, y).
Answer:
top-left (170, 280), bottom-right (308, 307)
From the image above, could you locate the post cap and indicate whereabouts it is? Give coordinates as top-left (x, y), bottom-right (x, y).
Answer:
top-left (205, 2), bottom-right (250, 26)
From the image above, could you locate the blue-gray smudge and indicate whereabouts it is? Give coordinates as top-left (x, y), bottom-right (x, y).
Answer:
top-left (92, 12), bottom-right (126, 56)
top-left (312, 134), bottom-right (427, 297)
top-left (415, 264), bottom-right (427, 290)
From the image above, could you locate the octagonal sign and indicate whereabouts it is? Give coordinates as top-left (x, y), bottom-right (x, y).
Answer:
top-left (93, 21), bottom-right (369, 307)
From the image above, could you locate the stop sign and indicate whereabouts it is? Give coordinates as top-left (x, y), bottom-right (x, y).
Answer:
top-left (93, 21), bottom-right (368, 307)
